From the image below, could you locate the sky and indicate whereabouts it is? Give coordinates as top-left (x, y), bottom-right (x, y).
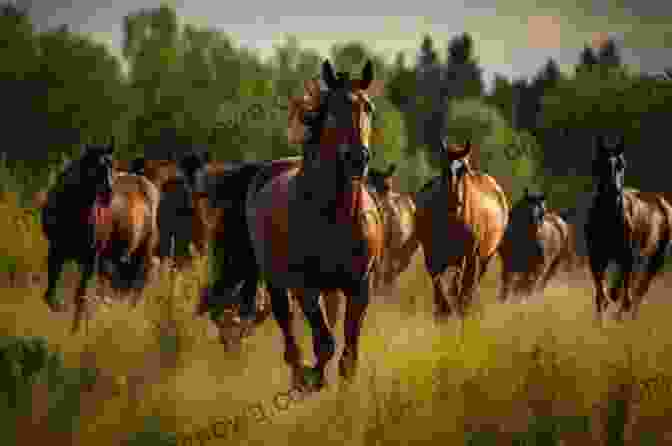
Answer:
top-left (18, 0), bottom-right (672, 90)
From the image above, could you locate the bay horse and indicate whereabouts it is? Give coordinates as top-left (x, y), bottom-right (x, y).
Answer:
top-left (243, 60), bottom-right (384, 391)
top-left (415, 138), bottom-right (509, 330)
top-left (41, 142), bottom-right (160, 334)
top-left (498, 188), bottom-right (572, 304)
top-left (367, 163), bottom-right (419, 291)
top-left (586, 136), bottom-right (672, 323)
top-left (180, 152), bottom-right (343, 351)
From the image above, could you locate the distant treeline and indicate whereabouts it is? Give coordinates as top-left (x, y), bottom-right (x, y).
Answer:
top-left (1, 3), bottom-right (670, 206)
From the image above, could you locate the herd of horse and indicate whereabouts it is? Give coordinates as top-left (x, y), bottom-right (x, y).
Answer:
top-left (32, 59), bottom-right (672, 392)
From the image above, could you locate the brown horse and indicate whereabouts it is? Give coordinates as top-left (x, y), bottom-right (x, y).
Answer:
top-left (243, 60), bottom-right (385, 391)
top-left (367, 164), bottom-right (419, 291)
top-left (415, 139), bottom-right (509, 329)
top-left (41, 143), bottom-right (160, 334)
top-left (121, 156), bottom-right (204, 270)
top-left (498, 188), bottom-right (572, 304)
top-left (180, 152), bottom-right (343, 351)
top-left (586, 136), bottom-right (672, 322)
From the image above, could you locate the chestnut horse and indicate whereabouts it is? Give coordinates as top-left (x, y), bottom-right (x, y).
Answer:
top-left (41, 142), bottom-right (160, 334)
top-left (586, 136), bottom-right (672, 323)
top-left (415, 139), bottom-right (509, 331)
top-left (366, 163), bottom-right (419, 291)
top-left (243, 60), bottom-right (384, 391)
top-left (498, 188), bottom-right (572, 303)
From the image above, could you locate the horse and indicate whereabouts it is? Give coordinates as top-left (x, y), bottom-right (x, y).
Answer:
top-left (180, 152), bottom-right (345, 351)
top-left (128, 156), bottom-right (202, 270)
top-left (242, 60), bottom-right (384, 391)
top-left (498, 188), bottom-right (572, 303)
top-left (586, 135), bottom-right (672, 323)
top-left (41, 141), bottom-right (160, 334)
top-left (415, 138), bottom-right (509, 331)
top-left (366, 163), bottom-right (419, 291)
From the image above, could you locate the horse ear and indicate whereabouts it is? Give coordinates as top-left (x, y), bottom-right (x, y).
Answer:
top-left (615, 136), bottom-right (625, 156)
top-left (440, 137), bottom-right (449, 154)
top-left (106, 137), bottom-right (115, 155)
top-left (322, 60), bottom-right (338, 90)
top-left (524, 187), bottom-right (529, 198)
top-left (463, 139), bottom-right (472, 156)
top-left (360, 60), bottom-right (373, 90)
top-left (202, 150), bottom-right (211, 164)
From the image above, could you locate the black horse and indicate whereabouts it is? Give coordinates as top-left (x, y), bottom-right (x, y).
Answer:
top-left (41, 141), bottom-right (115, 334)
top-left (586, 135), bottom-right (672, 322)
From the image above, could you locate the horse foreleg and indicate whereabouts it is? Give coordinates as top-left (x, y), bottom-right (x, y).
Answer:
top-left (295, 287), bottom-right (335, 391)
top-left (72, 254), bottom-right (97, 335)
top-left (268, 284), bottom-right (304, 389)
top-left (44, 245), bottom-right (67, 312)
top-left (588, 260), bottom-right (609, 326)
top-left (339, 279), bottom-right (370, 384)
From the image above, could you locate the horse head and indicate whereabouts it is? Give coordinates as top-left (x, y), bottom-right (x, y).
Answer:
top-left (439, 138), bottom-right (472, 212)
top-left (522, 187), bottom-right (547, 226)
top-left (593, 135), bottom-right (626, 195)
top-left (78, 139), bottom-right (115, 207)
top-left (299, 60), bottom-right (376, 186)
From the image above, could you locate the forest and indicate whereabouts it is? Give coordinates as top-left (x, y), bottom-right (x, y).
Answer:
top-left (2, 3), bottom-right (670, 210)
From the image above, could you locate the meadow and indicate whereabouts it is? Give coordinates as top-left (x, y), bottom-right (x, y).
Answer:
top-left (2, 173), bottom-right (672, 446)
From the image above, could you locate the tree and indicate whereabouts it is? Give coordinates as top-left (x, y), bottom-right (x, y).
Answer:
top-left (596, 38), bottom-right (621, 69)
top-left (576, 45), bottom-right (598, 75)
top-left (444, 32), bottom-right (484, 99)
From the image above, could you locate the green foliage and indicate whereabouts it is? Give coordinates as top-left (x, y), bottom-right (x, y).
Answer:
top-left (369, 96), bottom-right (407, 170)
top-left (0, 335), bottom-right (100, 442)
top-left (125, 415), bottom-right (178, 445)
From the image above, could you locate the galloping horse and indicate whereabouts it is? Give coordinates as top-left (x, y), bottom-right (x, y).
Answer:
top-left (586, 136), bottom-right (672, 322)
top-left (41, 142), bottom-right (160, 334)
top-left (367, 164), bottom-right (419, 290)
top-left (128, 156), bottom-right (200, 269)
top-left (244, 60), bottom-right (385, 390)
top-left (498, 188), bottom-right (572, 303)
top-left (181, 159), bottom-right (338, 351)
top-left (415, 139), bottom-right (509, 328)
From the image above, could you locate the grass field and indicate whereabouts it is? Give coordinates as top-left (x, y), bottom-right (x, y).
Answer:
top-left (2, 190), bottom-right (672, 445)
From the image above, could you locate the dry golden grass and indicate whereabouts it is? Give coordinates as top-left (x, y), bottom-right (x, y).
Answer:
top-left (3, 188), bottom-right (672, 445)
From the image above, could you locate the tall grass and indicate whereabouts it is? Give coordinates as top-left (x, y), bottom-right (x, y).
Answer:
top-left (1, 162), bottom-right (672, 445)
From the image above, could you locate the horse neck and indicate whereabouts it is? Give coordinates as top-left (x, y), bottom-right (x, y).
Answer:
top-left (593, 185), bottom-right (625, 219)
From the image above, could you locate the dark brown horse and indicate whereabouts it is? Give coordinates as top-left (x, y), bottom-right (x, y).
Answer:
top-left (180, 155), bottom-right (345, 351)
top-left (415, 139), bottom-right (509, 331)
top-left (41, 142), bottom-right (160, 334)
top-left (498, 188), bottom-right (572, 303)
top-left (586, 136), bottom-right (672, 322)
top-left (367, 164), bottom-right (419, 290)
top-left (243, 60), bottom-right (385, 391)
